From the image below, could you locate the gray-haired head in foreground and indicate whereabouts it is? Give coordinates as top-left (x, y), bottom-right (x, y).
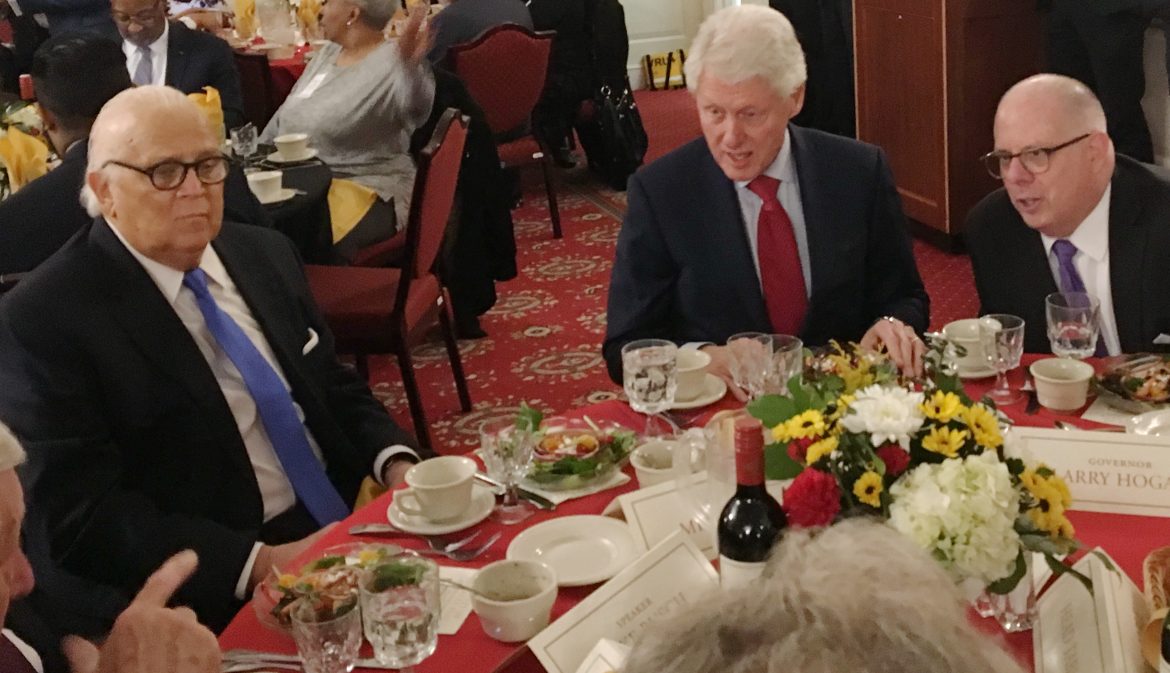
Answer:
top-left (683, 5), bottom-right (807, 101)
top-left (623, 519), bottom-right (1028, 673)
top-left (0, 421), bottom-right (26, 472)
top-left (348, 0), bottom-right (395, 31)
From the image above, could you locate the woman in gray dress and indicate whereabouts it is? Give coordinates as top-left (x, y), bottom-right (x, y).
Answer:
top-left (260, 0), bottom-right (434, 261)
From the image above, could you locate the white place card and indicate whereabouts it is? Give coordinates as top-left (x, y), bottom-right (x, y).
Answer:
top-left (573, 639), bottom-right (631, 673)
top-left (1008, 427), bottom-right (1170, 517)
top-left (1035, 549), bottom-right (1151, 673)
top-left (617, 474), bottom-right (717, 559)
top-left (528, 531), bottom-right (720, 673)
top-left (438, 566), bottom-right (475, 635)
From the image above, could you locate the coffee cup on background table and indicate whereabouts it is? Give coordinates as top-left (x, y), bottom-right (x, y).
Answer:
top-left (942, 318), bottom-right (989, 374)
top-left (675, 348), bottom-right (711, 402)
top-left (471, 560), bottom-right (558, 642)
top-left (1029, 358), bottom-right (1094, 411)
top-left (392, 455), bottom-right (476, 522)
top-left (245, 170), bottom-right (282, 202)
top-left (274, 132), bottom-right (311, 161)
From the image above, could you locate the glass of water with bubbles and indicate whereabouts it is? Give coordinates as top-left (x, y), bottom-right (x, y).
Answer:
top-left (1045, 292), bottom-right (1100, 359)
top-left (621, 339), bottom-right (678, 437)
top-left (359, 552), bottom-right (440, 670)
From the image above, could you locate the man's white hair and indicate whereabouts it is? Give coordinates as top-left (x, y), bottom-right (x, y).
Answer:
top-left (684, 5), bottom-right (807, 99)
top-left (80, 85), bottom-right (210, 217)
top-left (0, 421), bottom-right (26, 472)
top-left (623, 519), bottom-right (1028, 673)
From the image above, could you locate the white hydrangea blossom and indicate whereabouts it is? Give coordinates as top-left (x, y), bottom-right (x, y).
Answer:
top-left (839, 384), bottom-right (925, 449)
top-left (888, 452), bottom-right (1020, 584)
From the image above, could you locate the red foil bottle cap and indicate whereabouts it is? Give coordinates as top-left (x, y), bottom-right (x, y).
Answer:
top-left (18, 75), bottom-right (33, 101)
top-left (734, 416), bottom-right (764, 485)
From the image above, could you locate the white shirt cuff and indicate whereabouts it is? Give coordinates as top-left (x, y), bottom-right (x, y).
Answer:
top-left (373, 445), bottom-right (419, 486)
top-left (235, 542), bottom-right (263, 601)
top-left (178, 15), bottom-right (197, 28)
top-left (7, 0), bottom-right (22, 16)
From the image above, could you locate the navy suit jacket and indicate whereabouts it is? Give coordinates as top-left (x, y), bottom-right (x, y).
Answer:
top-left (165, 21), bottom-right (246, 130)
top-left (12, 0), bottom-right (116, 36)
top-left (965, 154), bottom-right (1170, 354)
top-left (603, 126), bottom-right (929, 382)
top-left (0, 221), bottom-right (424, 632)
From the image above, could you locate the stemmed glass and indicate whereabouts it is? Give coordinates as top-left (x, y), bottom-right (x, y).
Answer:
top-left (765, 334), bottom-right (803, 396)
top-left (979, 314), bottom-right (1025, 405)
top-left (230, 123), bottom-right (258, 170)
top-left (621, 339), bottom-right (678, 437)
top-left (479, 418), bottom-right (538, 525)
top-left (1045, 292), bottom-right (1101, 359)
top-left (727, 332), bottom-right (773, 401)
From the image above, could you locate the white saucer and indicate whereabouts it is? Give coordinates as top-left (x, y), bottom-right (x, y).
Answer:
top-left (958, 366), bottom-right (997, 380)
top-left (506, 515), bottom-right (638, 586)
top-left (257, 187), bottom-right (296, 205)
top-left (267, 148), bottom-right (318, 164)
top-left (670, 373), bottom-right (728, 410)
top-left (1127, 409), bottom-right (1170, 436)
top-left (386, 483), bottom-right (494, 535)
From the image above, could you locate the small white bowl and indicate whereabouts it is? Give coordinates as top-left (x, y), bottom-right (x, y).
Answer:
top-left (1030, 357), bottom-right (1095, 411)
top-left (631, 439), bottom-right (678, 488)
top-left (471, 560), bottom-right (557, 642)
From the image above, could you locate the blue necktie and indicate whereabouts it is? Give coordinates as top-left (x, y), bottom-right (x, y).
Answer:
top-left (183, 268), bottom-right (349, 525)
top-left (1052, 240), bottom-right (1107, 357)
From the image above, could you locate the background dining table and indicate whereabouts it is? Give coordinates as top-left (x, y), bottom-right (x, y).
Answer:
top-left (257, 158), bottom-right (333, 264)
top-left (217, 354), bottom-right (1163, 673)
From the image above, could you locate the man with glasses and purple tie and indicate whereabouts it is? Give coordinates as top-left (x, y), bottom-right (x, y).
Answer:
top-left (966, 73), bottom-right (1170, 356)
top-left (0, 86), bottom-right (427, 634)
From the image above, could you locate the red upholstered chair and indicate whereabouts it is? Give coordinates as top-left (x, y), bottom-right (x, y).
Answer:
top-left (304, 109), bottom-right (472, 450)
top-left (448, 25), bottom-right (562, 239)
top-left (233, 51), bottom-right (278, 129)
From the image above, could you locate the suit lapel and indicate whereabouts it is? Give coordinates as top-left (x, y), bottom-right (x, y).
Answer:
top-left (165, 22), bottom-right (188, 88)
top-left (1107, 163), bottom-right (1147, 351)
top-left (789, 126), bottom-right (832, 335)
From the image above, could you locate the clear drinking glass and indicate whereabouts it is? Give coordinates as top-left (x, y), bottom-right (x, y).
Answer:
top-left (727, 332), bottom-right (773, 401)
top-left (765, 334), bottom-right (803, 396)
top-left (359, 553), bottom-right (440, 669)
top-left (621, 339), bottom-right (678, 437)
top-left (289, 600), bottom-right (362, 673)
top-left (479, 418), bottom-right (537, 524)
top-left (992, 554), bottom-right (1037, 632)
top-left (978, 314), bottom-right (1025, 405)
top-left (1046, 292), bottom-right (1101, 359)
top-left (230, 123), bottom-right (257, 169)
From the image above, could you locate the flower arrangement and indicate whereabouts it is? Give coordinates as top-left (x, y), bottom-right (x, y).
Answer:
top-left (749, 340), bottom-right (1087, 593)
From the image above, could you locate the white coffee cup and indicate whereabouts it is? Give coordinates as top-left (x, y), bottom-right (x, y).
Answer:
top-left (675, 348), bottom-right (711, 401)
top-left (274, 132), bottom-right (311, 161)
top-left (1029, 357), bottom-right (1094, 411)
top-left (471, 560), bottom-right (557, 642)
top-left (245, 170), bottom-right (282, 202)
top-left (942, 318), bottom-right (988, 374)
top-left (392, 455), bottom-right (476, 522)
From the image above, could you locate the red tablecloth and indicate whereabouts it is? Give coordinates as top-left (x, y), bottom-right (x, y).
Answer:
top-left (218, 354), bottom-right (1164, 672)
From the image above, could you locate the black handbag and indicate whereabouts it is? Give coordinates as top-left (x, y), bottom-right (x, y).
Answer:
top-left (579, 80), bottom-right (649, 191)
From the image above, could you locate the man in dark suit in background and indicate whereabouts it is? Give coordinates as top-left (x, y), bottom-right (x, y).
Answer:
top-left (604, 5), bottom-right (928, 395)
top-left (426, 0), bottom-right (532, 67)
top-left (0, 86), bottom-right (427, 633)
top-left (111, 0), bottom-right (244, 128)
top-left (0, 33), bottom-right (267, 276)
top-left (767, 0), bottom-right (854, 137)
top-left (966, 74), bottom-right (1170, 355)
top-left (0, 0), bottom-right (115, 37)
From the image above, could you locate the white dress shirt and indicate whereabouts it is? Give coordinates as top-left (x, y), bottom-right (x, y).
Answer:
top-left (2, 630), bottom-right (43, 673)
top-left (122, 20), bottom-right (170, 87)
top-left (1040, 184), bottom-right (1120, 356)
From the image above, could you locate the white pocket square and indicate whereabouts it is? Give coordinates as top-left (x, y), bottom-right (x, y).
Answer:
top-left (302, 328), bottom-right (320, 355)
top-left (1154, 333), bottom-right (1170, 346)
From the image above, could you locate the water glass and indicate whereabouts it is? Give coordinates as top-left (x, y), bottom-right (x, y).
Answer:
top-left (765, 334), bottom-right (803, 395)
top-left (480, 418), bottom-right (537, 524)
top-left (992, 555), bottom-right (1037, 632)
top-left (1045, 292), bottom-right (1100, 359)
top-left (978, 314), bottom-right (1025, 405)
top-left (290, 601), bottom-right (362, 673)
top-left (727, 332), bottom-right (773, 400)
top-left (621, 339), bottom-right (678, 436)
top-left (230, 123), bottom-right (257, 168)
top-left (359, 554), bottom-right (440, 668)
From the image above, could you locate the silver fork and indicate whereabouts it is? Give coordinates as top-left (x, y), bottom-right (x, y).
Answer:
top-left (411, 531), bottom-right (500, 561)
top-left (348, 523), bottom-right (480, 554)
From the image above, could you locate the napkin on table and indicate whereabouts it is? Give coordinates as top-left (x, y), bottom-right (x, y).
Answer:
top-left (296, 0), bottom-right (321, 34)
top-left (0, 126), bottom-right (48, 192)
top-left (187, 86), bottom-right (225, 140)
top-left (233, 0), bottom-right (257, 38)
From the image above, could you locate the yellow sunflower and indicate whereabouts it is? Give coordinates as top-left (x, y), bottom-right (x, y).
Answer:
top-left (805, 435), bottom-right (839, 464)
top-left (782, 409), bottom-right (827, 441)
top-left (921, 390), bottom-right (964, 424)
top-left (921, 426), bottom-right (969, 458)
top-left (853, 471), bottom-right (883, 508)
top-left (827, 393), bottom-right (855, 422)
top-left (963, 404), bottom-right (1003, 449)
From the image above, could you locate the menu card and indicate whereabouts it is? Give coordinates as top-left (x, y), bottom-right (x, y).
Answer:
top-left (617, 473), bottom-right (717, 559)
top-left (573, 639), bottom-right (631, 673)
top-left (1008, 427), bottom-right (1170, 517)
top-left (438, 566), bottom-right (475, 635)
top-left (528, 532), bottom-right (719, 673)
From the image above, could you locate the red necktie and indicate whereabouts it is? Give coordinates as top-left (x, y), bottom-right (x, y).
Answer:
top-left (0, 634), bottom-right (38, 673)
top-left (748, 175), bottom-right (807, 335)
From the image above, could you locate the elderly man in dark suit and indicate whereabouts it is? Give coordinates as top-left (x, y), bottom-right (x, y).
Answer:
top-left (966, 74), bottom-right (1170, 356)
top-left (110, 0), bottom-right (243, 128)
top-left (0, 86), bottom-right (427, 633)
top-left (603, 5), bottom-right (928, 395)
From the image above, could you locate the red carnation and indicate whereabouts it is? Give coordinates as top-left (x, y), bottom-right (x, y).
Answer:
top-left (876, 444), bottom-right (910, 479)
top-left (782, 468), bottom-right (840, 527)
top-left (786, 436), bottom-right (815, 464)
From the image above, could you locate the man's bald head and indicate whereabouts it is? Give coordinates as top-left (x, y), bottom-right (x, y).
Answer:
top-left (997, 74), bottom-right (1107, 138)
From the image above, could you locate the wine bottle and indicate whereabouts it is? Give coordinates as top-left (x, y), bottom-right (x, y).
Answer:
top-left (717, 416), bottom-right (786, 589)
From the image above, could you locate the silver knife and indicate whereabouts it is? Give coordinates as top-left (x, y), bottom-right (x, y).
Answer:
top-left (474, 472), bottom-right (556, 510)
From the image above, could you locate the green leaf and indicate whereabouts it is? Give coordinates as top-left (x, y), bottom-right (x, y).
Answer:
top-left (765, 443), bottom-right (803, 480)
top-left (309, 555), bottom-right (345, 571)
top-left (1044, 554), bottom-right (1094, 594)
top-left (748, 395), bottom-right (796, 428)
top-left (987, 549), bottom-right (1027, 595)
top-left (371, 561), bottom-right (426, 591)
top-left (516, 403), bottom-right (543, 432)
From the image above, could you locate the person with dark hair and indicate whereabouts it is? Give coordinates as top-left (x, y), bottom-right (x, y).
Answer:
top-left (0, 32), bottom-right (267, 276)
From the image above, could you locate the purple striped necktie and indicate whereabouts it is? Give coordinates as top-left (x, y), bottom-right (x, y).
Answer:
top-left (1051, 239), bottom-right (1107, 356)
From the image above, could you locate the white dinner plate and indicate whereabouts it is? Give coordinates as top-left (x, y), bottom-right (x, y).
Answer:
top-left (266, 148), bottom-right (319, 164)
top-left (1126, 409), bottom-right (1170, 436)
top-left (670, 373), bottom-right (727, 410)
top-left (257, 188), bottom-right (297, 205)
top-left (507, 515), bottom-right (638, 587)
top-left (958, 365), bottom-right (997, 380)
top-left (386, 483), bottom-right (495, 535)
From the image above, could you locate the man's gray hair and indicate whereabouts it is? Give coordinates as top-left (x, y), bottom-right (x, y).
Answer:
top-left (0, 421), bottom-right (26, 472)
top-left (684, 5), bottom-right (807, 100)
top-left (350, 0), bottom-right (395, 31)
top-left (623, 519), bottom-right (1027, 673)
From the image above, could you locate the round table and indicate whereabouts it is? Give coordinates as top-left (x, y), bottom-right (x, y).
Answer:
top-left (263, 161), bottom-right (333, 264)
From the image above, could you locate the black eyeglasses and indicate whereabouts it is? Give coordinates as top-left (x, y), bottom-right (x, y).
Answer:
top-left (980, 133), bottom-right (1093, 180)
top-left (103, 156), bottom-right (230, 190)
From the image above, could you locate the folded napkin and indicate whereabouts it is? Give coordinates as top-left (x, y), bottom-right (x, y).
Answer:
top-left (0, 126), bottom-right (49, 193)
top-left (296, 0), bottom-right (320, 33)
top-left (525, 470), bottom-right (631, 506)
top-left (328, 178), bottom-right (378, 243)
top-left (233, 0), bottom-right (257, 39)
top-left (187, 86), bottom-right (224, 140)
top-left (1141, 545), bottom-right (1170, 669)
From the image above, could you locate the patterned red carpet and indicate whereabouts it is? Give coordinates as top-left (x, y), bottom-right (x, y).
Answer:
top-left (367, 90), bottom-right (980, 454)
